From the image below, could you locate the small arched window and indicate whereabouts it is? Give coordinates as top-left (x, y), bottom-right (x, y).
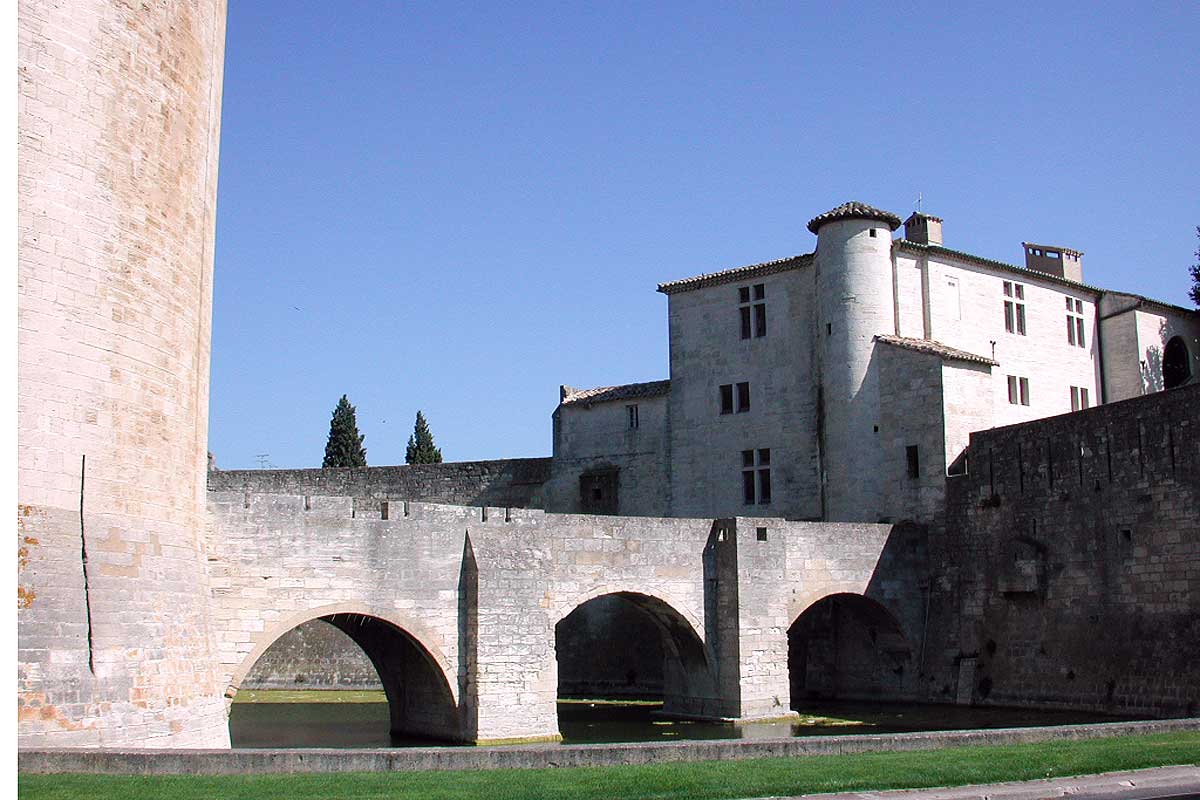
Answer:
top-left (1163, 336), bottom-right (1192, 390)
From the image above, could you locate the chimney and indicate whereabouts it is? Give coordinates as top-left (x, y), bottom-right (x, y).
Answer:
top-left (903, 212), bottom-right (943, 246)
top-left (1022, 243), bottom-right (1083, 283)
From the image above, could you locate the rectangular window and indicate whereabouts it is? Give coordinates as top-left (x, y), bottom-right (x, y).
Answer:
top-left (1071, 386), bottom-right (1091, 412)
top-left (1070, 386), bottom-right (1079, 411)
top-left (720, 384), bottom-right (734, 415)
top-left (1081, 387), bottom-right (1089, 409)
top-left (627, 404), bottom-right (639, 429)
top-left (1066, 297), bottom-right (1085, 347)
top-left (1004, 282), bottom-right (1026, 335)
top-left (740, 448), bottom-right (771, 505)
top-left (906, 445), bottom-right (920, 479)
top-left (739, 285), bottom-right (766, 339)
top-left (736, 382), bottom-right (750, 413)
top-left (742, 469), bottom-right (756, 505)
top-left (1008, 375), bottom-right (1030, 405)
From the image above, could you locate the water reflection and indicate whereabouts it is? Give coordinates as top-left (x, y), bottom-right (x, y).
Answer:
top-left (228, 694), bottom-right (1134, 749)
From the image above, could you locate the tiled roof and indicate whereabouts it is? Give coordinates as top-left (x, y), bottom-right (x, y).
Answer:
top-left (897, 240), bottom-right (1198, 317)
top-left (657, 254), bottom-right (811, 295)
top-left (874, 335), bottom-right (999, 366)
top-left (895, 240), bottom-right (1106, 294)
top-left (560, 379), bottom-right (671, 407)
top-left (807, 201), bottom-right (902, 234)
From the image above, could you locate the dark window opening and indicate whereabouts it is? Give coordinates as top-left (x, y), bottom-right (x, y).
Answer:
top-left (1163, 336), bottom-right (1192, 390)
top-left (720, 384), bottom-right (734, 414)
top-left (826, 322), bottom-right (832, 336)
top-left (741, 448), bottom-right (772, 505)
top-left (756, 527), bottom-right (768, 542)
top-left (740, 306), bottom-right (751, 339)
top-left (753, 283), bottom-right (765, 300)
top-left (739, 286), bottom-right (750, 303)
top-left (627, 404), bottom-right (639, 429)
top-left (906, 445), bottom-right (919, 479)
top-left (869, 228), bottom-right (877, 238)
top-left (736, 382), bottom-right (750, 412)
top-left (754, 304), bottom-right (766, 338)
top-left (742, 470), bottom-right (756, 505)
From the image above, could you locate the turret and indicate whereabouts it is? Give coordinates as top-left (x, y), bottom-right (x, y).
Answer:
top-left (809, 202), bottom-right (901, 522)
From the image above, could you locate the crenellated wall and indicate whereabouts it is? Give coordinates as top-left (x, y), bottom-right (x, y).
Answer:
top-left (925, 384), bottom-right (1200, 715)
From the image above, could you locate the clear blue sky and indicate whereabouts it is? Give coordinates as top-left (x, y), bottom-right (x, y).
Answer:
top-left (208, 1), bottom-right (1199, 470)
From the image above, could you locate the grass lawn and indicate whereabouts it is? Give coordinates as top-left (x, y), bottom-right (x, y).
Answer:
top-left (19, 731), bottom-right (1200, 800)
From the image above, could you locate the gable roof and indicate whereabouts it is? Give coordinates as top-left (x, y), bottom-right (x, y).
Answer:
top-left (560, 379), bottom-right (671, 407)
top-left (657, 254), bottom-right (811, 296)
top-left (874, 335), bottom-right (998, 366)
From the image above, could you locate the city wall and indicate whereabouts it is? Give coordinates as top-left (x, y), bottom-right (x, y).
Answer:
top-left (208, 458), bottom-right (551, 510)
top-left (925, 383), bottom-right (1199, 715)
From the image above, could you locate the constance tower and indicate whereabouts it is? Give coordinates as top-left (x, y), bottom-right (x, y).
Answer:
top-left (18, 0), bottom-right (230, 746)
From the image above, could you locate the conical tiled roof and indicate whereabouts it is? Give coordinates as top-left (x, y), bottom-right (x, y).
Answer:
top-left (807, 201), bottom-right (901, 234)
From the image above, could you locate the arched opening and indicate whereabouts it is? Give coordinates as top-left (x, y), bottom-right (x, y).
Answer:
top-left (788, 593), bottom-right (911, 706)
top-left (1163, 336), bottom-right (1192, 390)
top-left (554, 592), bottom-right (717, 734)
top-left (229, 612), bottom-right (461, 746)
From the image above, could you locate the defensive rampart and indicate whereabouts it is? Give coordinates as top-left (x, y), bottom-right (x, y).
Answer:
top-left (926, 383), bottom-right (1199, 715)
top-left (208, 458), bottom-right (551, 510)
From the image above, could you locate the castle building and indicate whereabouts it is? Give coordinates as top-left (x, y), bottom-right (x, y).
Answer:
top-left (546, 202), bottom-right (1200, 523)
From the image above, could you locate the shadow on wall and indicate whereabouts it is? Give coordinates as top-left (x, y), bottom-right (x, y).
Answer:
top-left (789, 523), bottom-right (929, 707)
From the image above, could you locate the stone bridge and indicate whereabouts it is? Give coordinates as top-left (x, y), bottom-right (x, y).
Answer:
top-left (208, 491), bottom-right (927, 744)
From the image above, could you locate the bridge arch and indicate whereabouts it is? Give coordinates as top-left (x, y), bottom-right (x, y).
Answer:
top-left (552, 587), bottom-right (719, 718)
top-left (788, 592), bottom-right (912, 705)
top-left (228, 602), bottom-right (463, 742)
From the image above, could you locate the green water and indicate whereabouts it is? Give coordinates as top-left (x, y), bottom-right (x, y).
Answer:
top-left (228, 696), bottom-right (1134, 749)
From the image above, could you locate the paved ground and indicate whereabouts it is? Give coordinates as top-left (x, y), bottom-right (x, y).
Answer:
top-left (780, 766), bottom-right (1200, 800)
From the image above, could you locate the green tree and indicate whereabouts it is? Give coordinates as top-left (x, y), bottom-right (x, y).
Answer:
top-left (405, 410), bottom-right (443, 464)
top-left (1190, 226), bottom-right (1200, 307)
top-left (322, 394), bottom-right (367, 468)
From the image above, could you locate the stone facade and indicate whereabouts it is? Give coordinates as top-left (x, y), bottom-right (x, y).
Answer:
top-left (925, 383), bottom-right (1200, 716)
top-left (17, 0), bottom-right (230, 747)
top-left (552, 203), bottom-right (1200, 524)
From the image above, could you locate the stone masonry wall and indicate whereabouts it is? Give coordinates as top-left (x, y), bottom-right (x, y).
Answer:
top-left (241, 620), bottom-right (381, 689)
top-left (926, 384), bottom-right (1200, 715)
top-left (18, 0), bottom-right (230, 747)
top-left (208, 458), bottom-right (551, 510)
top-left (208, 492), bottom-right (912, 742)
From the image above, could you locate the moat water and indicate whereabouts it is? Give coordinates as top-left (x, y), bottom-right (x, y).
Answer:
top-left (228, 695), bottom-right (1133, 749)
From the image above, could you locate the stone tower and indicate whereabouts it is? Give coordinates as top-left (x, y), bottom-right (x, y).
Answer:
top-left (18, 0), bottom-right (230, 746)
top-left (809, 202), bottom-right (902, 522)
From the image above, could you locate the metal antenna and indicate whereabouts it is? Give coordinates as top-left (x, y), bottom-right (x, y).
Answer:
top-left (255, 453), bottom-right (270, 469)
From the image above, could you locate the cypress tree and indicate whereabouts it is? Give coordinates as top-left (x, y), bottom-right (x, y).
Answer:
top-left (322, 394), bottom-right (367, 468)
top-left (405, 410), bottom-right (443, 464)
